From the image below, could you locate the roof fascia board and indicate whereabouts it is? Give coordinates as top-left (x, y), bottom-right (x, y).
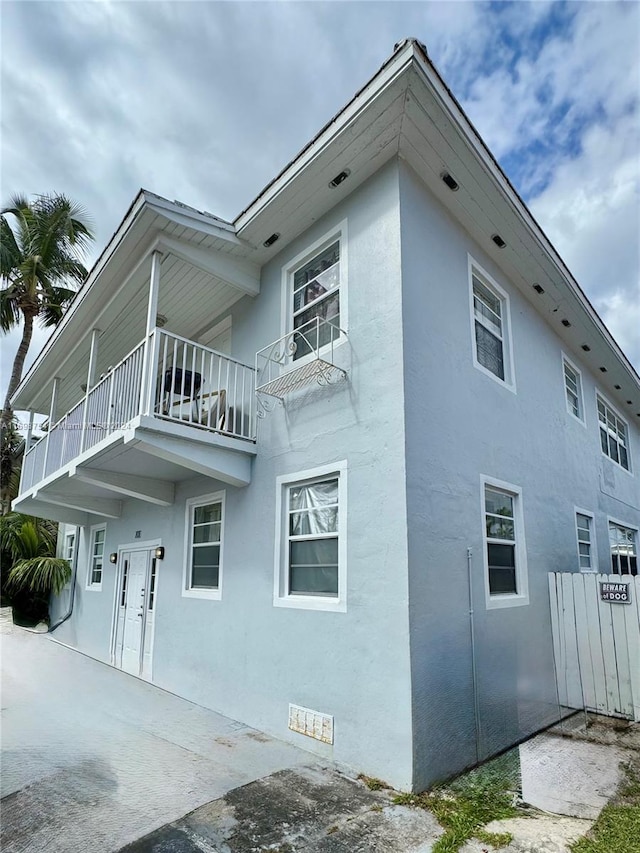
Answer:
top-left (144, 196), bottom-right (240, 241)
top-left (407, 45), bottom-right (640, 386)
top-left (234, 41), bottom-right (415, 232)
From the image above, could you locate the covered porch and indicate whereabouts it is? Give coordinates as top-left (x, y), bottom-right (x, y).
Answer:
top-left (12, 193), bottom-right (261, 524)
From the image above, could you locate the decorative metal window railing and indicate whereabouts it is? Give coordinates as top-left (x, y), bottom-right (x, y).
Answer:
top-left (255, 316), bottom-right (347, 413)
top-left (19, 330), bottom-right (256, 494)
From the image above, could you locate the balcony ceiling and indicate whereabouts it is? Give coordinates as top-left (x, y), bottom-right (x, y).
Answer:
top-left (13, 204), bottom-right (260, 417)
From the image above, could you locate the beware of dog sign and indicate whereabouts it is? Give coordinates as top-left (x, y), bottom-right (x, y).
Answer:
top-left (599, 581), bottom-right (631, 604)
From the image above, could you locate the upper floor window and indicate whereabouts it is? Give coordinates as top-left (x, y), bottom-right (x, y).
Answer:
top-left (481, 478), bottom-right (528, 608)
top-left (183, 493), bottom-right (224, 599)
top-left (287, 226), bottom-right (346, 361)
top-left (609, 522), bottom-right (637, 575)
top-left (563, 357), bottom-right (584, 422)
top-left (597, 396), bottom-right (630, 471)
top-left (575, 512), bottom-right (594, 572)
top-left (274, 462), bottom-right (347, 612)
top-left (87, 525), bottom-right (106, 589)
top-left (469, 263), bottom-right (514, 390)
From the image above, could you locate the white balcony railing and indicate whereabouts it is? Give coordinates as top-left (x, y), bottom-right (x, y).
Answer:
top-left (152, 330), bottom-right (256, 442)
top-left (255, 316), bottom-right (347, 402)
top-left (19, 330), bottom-right (256, 493)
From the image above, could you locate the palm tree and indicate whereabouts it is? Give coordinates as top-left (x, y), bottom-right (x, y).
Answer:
top-left (1, 193), bottom-right (94, 428)
top-left (0, 416), bottom-right (23, 515)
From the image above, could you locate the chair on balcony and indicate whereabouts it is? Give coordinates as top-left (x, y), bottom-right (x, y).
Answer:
top-left (200, 389), bottom-right (233, 432)
top-left (161, 368), bottom-right (202, 421)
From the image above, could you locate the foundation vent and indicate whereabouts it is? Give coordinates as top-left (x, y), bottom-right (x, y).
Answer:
top-left (288, 704), bottom-right (334, 744)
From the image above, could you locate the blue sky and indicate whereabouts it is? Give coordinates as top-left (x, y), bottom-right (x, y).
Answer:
top-left (2, 0), bottom-right (639, 401)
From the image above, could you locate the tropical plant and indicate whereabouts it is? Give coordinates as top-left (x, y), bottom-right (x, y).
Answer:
top-left (0, 513), bottom-right (69, 620)
top-left (1, 192), bottom-right (94, 428)
top-left (6, 556), bottom-right (71, 597)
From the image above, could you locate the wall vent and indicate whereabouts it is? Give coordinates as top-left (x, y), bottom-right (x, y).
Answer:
top-left (288, 704), bottom-right (334, 744)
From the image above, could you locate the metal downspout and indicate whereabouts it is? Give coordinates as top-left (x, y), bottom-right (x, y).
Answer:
top-left (467, 546), bottom-right (482, 763)
top-left (48, 530), bottom-right (80, 633)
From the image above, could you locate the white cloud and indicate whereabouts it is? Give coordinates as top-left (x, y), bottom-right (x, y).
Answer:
top-left (530, 113), bottom-right (640, 368)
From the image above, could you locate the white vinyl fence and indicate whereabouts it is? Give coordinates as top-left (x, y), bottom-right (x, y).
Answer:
top-left (549, 572), bottom-right (640, 722)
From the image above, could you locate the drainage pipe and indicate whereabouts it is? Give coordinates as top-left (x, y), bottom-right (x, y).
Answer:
top-left (467, 546), bottom-right (482, 763)
top-left (48, 528), bottom-right (79, 632)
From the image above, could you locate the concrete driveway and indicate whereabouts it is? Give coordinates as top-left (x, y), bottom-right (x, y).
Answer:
top-left (0, 611), bottom-right (311, 853)
top-left (1, 612), bottom-right (441, 853)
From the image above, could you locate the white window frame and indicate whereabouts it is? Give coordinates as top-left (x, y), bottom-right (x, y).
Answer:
top-left (63, 528), bottom-right (77, 565)
top-left (274, 461), bottom-right (347, 612)
top-left (607, 516), bottom-right (638, 576)
top-left (62, 527), bottom-right (77, 591)
top-left (596, 390), bottom-right (632, 474)
top-left (86, 523), bottom-right (106, 591)
top-left (182, 491), bottom-right (225, 600)
top-left (562, 353), bottom-right (586, 425)
top-left (468, 257), bottom-right (516, 393)
top-left (574, 508), bottom-right (596, 573)
top-left (480, 476), bottom-right (529, 609)
top-left (280, 220), bottom-right (348, 365)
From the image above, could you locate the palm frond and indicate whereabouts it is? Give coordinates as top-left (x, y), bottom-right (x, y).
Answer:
top-left (7, 556), bottom-right (71, 596)
top-left (0, 512), bottom-right (58, 561)
top-left (0, 288), bottom-right (21, 332)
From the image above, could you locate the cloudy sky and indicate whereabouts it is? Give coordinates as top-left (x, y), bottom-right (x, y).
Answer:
top-left (2, 0), bottom-right (639, 413)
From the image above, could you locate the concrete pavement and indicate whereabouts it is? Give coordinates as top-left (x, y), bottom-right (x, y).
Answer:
top-left (1, 611), bottom-right (310, 853)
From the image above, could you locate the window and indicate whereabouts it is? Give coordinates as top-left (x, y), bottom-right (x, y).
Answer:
top-left (575, 512), bottom-right (594, 571)
top-left (275, 462), bottom-right (347, 612)
top-left (87, 525), bottom-right (106, 588)
top-left (563, 357), bottom-right (584, 422)
top-left (481, 478), bottom-right (528, 608)
top-left (64, 529), bottom-right (76, 564)
top-left (609, 522), bottom-right (637, 575)
top-left (184, 493), bottom-right (224, 598)
top-left (597, 396), bottom-right (630, 471)
top-left (286, 226), bottom-right (346, 361)
top-left (469, 262), bottom-right (514, 389)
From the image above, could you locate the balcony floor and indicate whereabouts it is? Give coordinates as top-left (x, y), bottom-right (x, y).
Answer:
top-left (13, 416), bottom-right (256, 526)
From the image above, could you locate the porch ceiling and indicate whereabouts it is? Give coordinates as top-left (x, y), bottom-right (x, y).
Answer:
top-left (15, 234), bottom-right (255, 418)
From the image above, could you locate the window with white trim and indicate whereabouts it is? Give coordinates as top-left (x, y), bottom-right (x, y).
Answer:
top-left (64, 529), bottom-right (76, 564)
top-left (87, 526), bottom-right (106, 588)
top-left (609, 522), bottom-right (637, 575)
top-left (471, 269), bottom-right (513, 386)
top-left (275, 463), bottom-right (347, 611)
top-left (575, 513), bottom-right (594, 571)
top-left (291, 239), bottom-right (341, 359)
top-left (597, 396), bottom-right (630, 471)
top-left (481, 480), bottom-right (528, 607)
top-left (186, 496), bottom-right (223, 592)
top-left (563, 358), bottom-right (584, 421)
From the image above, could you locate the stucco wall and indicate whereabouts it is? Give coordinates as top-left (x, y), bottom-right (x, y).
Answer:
top-left (51, 160), bottom-right (416, 790)
top-left (399, 160), bottom-right (640, 790)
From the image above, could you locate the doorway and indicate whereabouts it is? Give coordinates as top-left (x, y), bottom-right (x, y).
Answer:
top-left (112, 545), bottom-right (158, 679)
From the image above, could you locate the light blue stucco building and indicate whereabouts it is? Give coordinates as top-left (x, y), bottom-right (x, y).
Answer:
top-left (12, 39), bottom-right (640, 791)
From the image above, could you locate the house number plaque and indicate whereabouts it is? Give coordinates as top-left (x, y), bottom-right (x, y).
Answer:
top-left (599, 581), bottom-right (631, 604)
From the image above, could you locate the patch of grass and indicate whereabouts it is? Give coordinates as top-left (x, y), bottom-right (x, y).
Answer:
top-left (393, 751), bottom-right (520, 853)
top-left (571, 763), bottom-right (640, 853)
top-left (358, 774), bottom-right (390, 791)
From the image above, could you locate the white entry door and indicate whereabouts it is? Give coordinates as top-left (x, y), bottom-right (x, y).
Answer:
top-left (120, 549), bottom-right (150, 676)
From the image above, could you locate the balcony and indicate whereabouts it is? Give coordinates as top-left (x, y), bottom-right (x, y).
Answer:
top-left (255, 317), bottom-right (347, 405)
top-left (15, 331), bottom-right (257, 523)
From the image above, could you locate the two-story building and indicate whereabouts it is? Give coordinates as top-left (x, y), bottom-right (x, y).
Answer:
top-left (11, 38), bottom-right (640, 792)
